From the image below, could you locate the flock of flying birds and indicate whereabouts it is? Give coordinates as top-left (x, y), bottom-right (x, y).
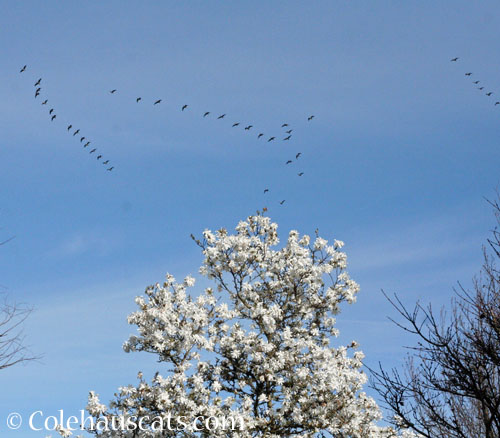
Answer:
top-left (19, 64), bottom-right (315, 206)
top-left (20, 65), bottom-right (114, 171)
top-left (22, 57), bottom-right (493, 205)
top-left (451, 57), bottom-right (500, 106)
top-left (106, 87), bottom-right (313, 206)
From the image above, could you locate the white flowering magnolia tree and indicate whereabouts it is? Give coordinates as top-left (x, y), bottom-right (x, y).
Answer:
top-left (83, 214), bottom-right (416, 438)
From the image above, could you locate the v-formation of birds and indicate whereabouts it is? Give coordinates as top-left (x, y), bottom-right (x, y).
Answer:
top-left (103, 89), bottom-right (314, 206)
top-left (21, 65), bottom-right (317, 204)
top-left (20, 66), bottom-right (114, 171)
top-left (451, 57), bottom-right (500, 106)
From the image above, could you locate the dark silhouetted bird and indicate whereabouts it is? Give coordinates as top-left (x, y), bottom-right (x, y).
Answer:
top-left (258, 133), bottom-right (264, 138)
top-left (280, 200), bottom-right (285, 205)
top-left (473, 81), bottom-right (480, 84)
top-left (245, 125), bottom-right (253, 130)
top-left (34, 78), bottom-right (41, 86)
top-left (42, 100), bottom-right (48, 105)
top-left (84, 142), bottom-right (90, 147)
top-left (154, 99), bottom-right (162, 105)
top-left (450, 57), bottom-right (459, 62)
top-left (182, 104), bottom-right (188, 111)
top-left (283, 135), bottom-right (291, 141)
top-left (465, 72), bottom-right (472, 76)
top-left (203, 112), bottom-right (210, 117)
top-left (268, 137), bottom-right (275, 142)
top-left (51, 115), bottom-right (56, 121)
top-left (49, 108), bottom-right (54, 114)
top-left (103, 160), bottom-right (109, 164)
top-left (286, 160), bottom-right (292, 165)
top-left (495, 102), bottom-right (500, 106)
top-left (264, 189), bottom-right (269, 193)
top-left (90, 148), bottom-right (96, 154)
top-left (35, 90), bottom-right (40, 98)
top-left (107, 167), bottom-right (114, 171)
top-left (73, 129), bottom-right (80, 136)
top-left (217, 114), bottom-right (226, 119)
top-left (478, 87), bottom-right (484, 90)
top-left (296, 152), bottom-right (301, 159)
top-left (281, 123), bottom-right (289, 127)
top-left (80, 137), bottom-right (86, 143)
top-left (286, 129), bottom-right (293, 134)
top-left (110, 89), bottom-right (117, 94)
top-left (20, 65), bottom-right (27, 73)
top-left (486, 92), bottom-right (493, 96)
top-left (298, 172), bottom-right (304, 176)
top-left (97, 155), bottom-right (102, 160)
top-left (308, 115), bottom-right (315, 121)
top-left (232, 123), bottom-right (240, 127)
top-left (136, 97), bottom-right (141, 103)
top-left (67, 125), bottom-right (72, 131)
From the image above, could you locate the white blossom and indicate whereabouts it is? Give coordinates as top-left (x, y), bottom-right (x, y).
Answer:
top-left (82, 214), bottom-right (419, 438)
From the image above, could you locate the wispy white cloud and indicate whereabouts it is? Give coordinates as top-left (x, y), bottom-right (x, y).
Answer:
top-left (347, 207), bottom-right (487, 273)
top-left (47, 232), bottom-right (117, 258)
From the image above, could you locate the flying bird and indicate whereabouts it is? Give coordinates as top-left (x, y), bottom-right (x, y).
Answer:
top-left (286, 160), bottom-right (292, 165)
top-left (35, 90), bottom-right (40, 98)
top-left (34, 78), bottom-right (41, 86)
top-left (465, 72), bottom-right (472, 76)
top-left (42, 100), bottom-right (48, 105)
top-left (473, 81), bottom-right (480, 84)
top-left (80, 137), bottom-right (86, 143)
top-left (217, 114), bottom-right (226, 119)
top-left (154, 99), bottom-right (162, 105)
top-left (286, 129), bottom-right (293, 134)
top-left (49, 108), bottom-right (54, 114)
top-left (203, 112), bottom-right (210, 117)
top-left (136, 97), bottom-right (142, 103)
top-left (495, 102), bottom-right (500, 106)
top-left (67, 125), bottom-right (72, 131)
top-left (264, 189), bottom-right (269, 193)
top-left (268, 137), bottom-right (275, 142)
top-left (296, 152), bottom-right (301, 159)
top-left (51, 115), bottom-right (56, 121)
top-left (97, 155), bottom-right (102, 160)
top-left (20, 65), bottom-right (27, 73)
top-left (107, 167), bottom-right (114, 171)
top-left (298, 172), bottom-right (304, 176)
top-left (110, 89), bottom-right (117, 94)
top-left (73, 129), bottom-right (80, 136)
top-left (478, 87), bottom-right (484, 90)
top-left (308, 115), bottom-right (315, 121)
top-left (244, 125), bottom-right (253, 130)
top-left (281, 123), bottom-right (289, 128)
top-left (182, 104), bottom-right (188, 111)
top-left (450, 57), bottom-right (459, 62)
top-left (486, 92), bottom-right (493, 96)
top-left (84, 142), bottom-right (90, 147)
top-left (283, 135), bottom-right (291, 141)
top-left (89, 148), bottom-right (96, 154)
top-left (232, 123), bottom-right (240, 127)
top-left (280, 200), bottom-right (285, 205)
top-left (258, 133), bottom-right (264, 138)
top-left (103, 160), bottom-right (109, 164)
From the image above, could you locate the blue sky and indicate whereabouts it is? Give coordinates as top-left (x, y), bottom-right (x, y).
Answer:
top-left (1, 1), bottom-right (500, 436)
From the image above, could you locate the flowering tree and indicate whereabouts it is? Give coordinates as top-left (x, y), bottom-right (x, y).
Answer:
top-left (83, 214), bottom-right (415, 437)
